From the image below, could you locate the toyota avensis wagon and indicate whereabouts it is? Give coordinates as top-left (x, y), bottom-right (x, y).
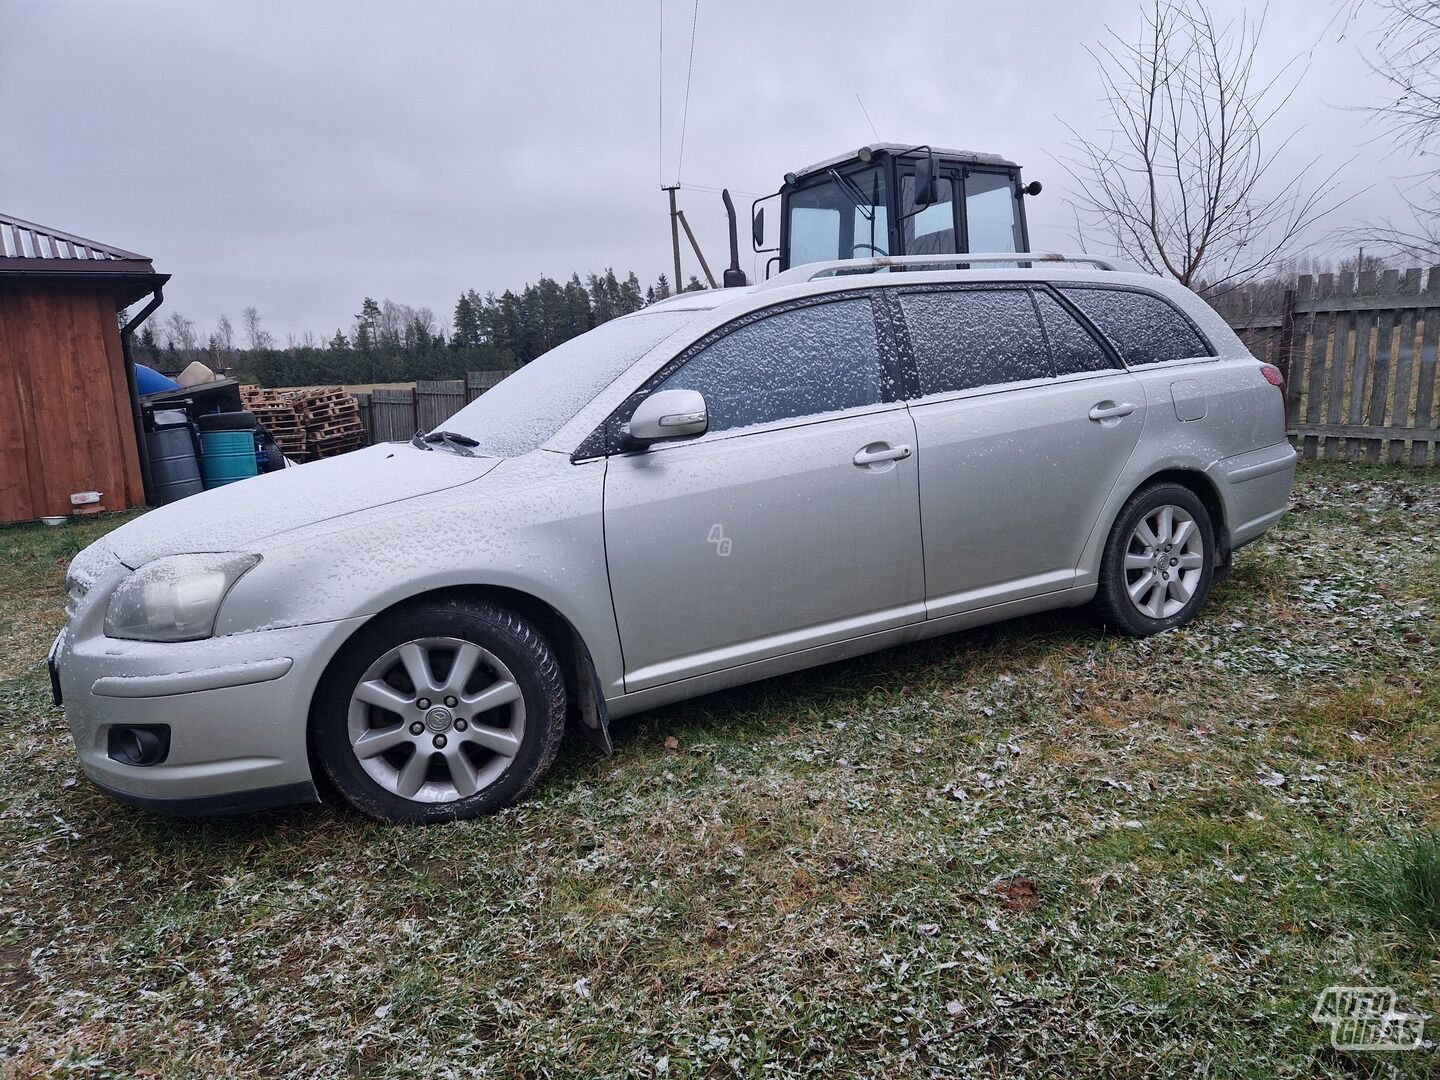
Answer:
top-left (52, 255), bottom-right (1296, 823)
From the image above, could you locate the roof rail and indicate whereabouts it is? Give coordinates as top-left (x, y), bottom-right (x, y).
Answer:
top-left (756, 252), bottom-right (1122, 291)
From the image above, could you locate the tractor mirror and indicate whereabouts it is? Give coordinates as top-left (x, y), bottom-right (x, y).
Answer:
top-left (913, 152), bottom-right (939, 209)
top-left (752, 207), bottom-right (765, 250)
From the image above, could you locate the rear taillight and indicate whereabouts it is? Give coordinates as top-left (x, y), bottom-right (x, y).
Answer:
top-left (1260, 364), bottom-right (1285, 392)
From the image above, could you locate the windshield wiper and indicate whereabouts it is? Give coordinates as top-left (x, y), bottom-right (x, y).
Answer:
top-left (411, 430), bottom-right (478, 457)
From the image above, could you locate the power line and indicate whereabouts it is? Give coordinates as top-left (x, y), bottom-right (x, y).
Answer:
top-left (675, 0), bottom-right (700, 184)
top-left (856, 94), bottom-right (879, 140)
top-left (679, 182), bottom-right (768, 198)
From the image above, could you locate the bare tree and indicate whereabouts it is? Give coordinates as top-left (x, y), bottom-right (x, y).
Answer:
top-left (1059, 0), bottom-right (1344, 293)
top-left (1354, 0), bottom-right (1440, 260)
top-left (242, 306), bottom-right (273, 350)
top-left (163, 311), bottom-right (199, 356)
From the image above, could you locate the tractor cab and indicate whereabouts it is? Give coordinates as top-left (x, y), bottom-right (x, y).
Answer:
top-left (752, 143), bottom-right (1040, 276)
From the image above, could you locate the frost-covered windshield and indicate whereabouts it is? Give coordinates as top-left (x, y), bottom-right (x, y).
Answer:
top-left (439, 311), bottom-right (693, 456)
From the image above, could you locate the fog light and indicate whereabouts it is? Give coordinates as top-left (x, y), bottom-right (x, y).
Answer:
top-left (107, 725), bottom-right (171, 767)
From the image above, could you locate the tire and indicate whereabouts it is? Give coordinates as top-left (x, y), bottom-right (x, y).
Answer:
top-left (311, 599), bottom-right (566, 823)
top-left (1092, 482), bottom-right (1215, 637)
top-left (196, 410), bottom-right (259, 431)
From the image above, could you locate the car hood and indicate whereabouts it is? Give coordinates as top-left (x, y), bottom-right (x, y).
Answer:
top-left (104, 444), bottom-right (499, 567)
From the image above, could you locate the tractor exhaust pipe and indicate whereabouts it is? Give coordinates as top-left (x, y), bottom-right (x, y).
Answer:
top-left (722, 189), bottom-right (748, 287)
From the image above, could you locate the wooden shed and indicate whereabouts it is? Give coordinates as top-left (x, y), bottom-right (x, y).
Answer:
top-left (0, 214), bottom-right (168, 524)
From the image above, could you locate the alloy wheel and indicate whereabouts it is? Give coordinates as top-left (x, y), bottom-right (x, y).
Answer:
top-left (346, 636), bottom-right (525, 803)
top-left (1123, 504), bottom-right (1206, 620)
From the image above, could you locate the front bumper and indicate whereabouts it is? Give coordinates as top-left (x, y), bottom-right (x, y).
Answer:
top-left (55, 616), bottom-right (369, 813)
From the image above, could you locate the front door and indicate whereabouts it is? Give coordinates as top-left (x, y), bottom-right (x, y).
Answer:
top-left (603, 296), bottom-right (925, 692)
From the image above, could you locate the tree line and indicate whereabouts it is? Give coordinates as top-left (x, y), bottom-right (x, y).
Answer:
top-left (133, 269), bottom-right (707, 387)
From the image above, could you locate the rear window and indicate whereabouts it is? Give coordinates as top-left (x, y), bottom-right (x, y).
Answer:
top-left (1059, 287), bottom-right (1212, 366)
top-left (899, 288), bottom-right (1051, 395)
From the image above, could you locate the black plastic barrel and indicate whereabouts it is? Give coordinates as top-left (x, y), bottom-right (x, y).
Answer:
top-left (145, 409), bottom-right (205, 505)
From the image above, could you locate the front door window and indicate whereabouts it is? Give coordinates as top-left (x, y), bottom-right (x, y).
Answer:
top-left (654, 299), bottom-right (885, 433)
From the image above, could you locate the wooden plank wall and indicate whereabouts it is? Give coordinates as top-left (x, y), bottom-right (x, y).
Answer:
top-left (0, 283), bottom-right (144, 523)
top-left (369, 388), bottom-right (417, 444)
top-left (416, 379), bottom-right (466, 431)
top-left (1215, 267), bottom-right (1440, 464)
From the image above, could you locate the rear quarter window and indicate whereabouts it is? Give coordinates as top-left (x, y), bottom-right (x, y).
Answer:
top-left (1059, 287), bottom-right (1213, 366)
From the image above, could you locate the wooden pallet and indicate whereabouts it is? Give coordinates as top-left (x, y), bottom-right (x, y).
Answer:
top-left (242, 385), bottom-right (368, 460)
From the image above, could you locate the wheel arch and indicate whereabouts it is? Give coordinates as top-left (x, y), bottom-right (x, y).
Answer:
top-left (1119, 467), bottom-right (1230, 567)
top-left (1082, 465), bottom-right (1232, 587)
top-left (307, 584), bottom-right (612, 774)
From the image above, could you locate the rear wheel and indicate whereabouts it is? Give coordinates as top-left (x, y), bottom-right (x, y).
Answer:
top-left (1093, 482), bottom-right (1215, 637)
top-left (312, 601), bottom-right (566, 823)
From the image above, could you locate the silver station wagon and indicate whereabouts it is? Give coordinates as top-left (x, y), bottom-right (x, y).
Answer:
top-left (53, 254), bottom-right (1296, 823)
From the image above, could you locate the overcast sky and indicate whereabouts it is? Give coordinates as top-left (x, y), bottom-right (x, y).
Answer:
top-left (0, 0), bottom-right (1411, 340)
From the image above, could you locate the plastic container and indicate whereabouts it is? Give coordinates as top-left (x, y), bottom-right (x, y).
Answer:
top-left (145, 409), bottom-right (205, 505)
top-left (197, 411), bottom-right (260, 489)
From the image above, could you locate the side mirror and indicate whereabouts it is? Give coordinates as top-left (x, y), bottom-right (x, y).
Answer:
top-left (913, 151), bottom-right (939, 209)
top-left (623, 389), bottom-right (708, 447)
top-left (752, 206), bottom-right (765, 250)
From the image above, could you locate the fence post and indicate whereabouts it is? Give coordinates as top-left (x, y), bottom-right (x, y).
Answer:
top-left (352, 391), bottom-right (373, 445)
top-left (1275, 288), bottom-right (1298, 426)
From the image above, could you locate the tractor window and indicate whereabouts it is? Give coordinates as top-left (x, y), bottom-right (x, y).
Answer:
top-left (964, 172), bottom-right (1021, 253)
top-left (900, 176), bottom-right (957, 256)
top-left (787, 166), bottom-right (889, 266)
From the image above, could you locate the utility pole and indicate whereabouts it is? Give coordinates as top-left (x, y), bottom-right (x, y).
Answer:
top-left (663, 184), bottom-right (682, 294)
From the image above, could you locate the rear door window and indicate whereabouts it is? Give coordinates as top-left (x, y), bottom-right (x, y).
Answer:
top-left (656, 298), bottom-right (885, 433)
top-left (1033, 291), bottom-right (1118, 376)
top-left (898, 288), bottom-right (1051, 395)
top-left (1059, 287), bottom-right (1212, 366)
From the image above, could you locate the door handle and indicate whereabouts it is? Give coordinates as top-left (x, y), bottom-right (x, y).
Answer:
top-left (1088, 401), bottom-right (1137, 422)
top-left (853, 443), bottom-right (912, 466)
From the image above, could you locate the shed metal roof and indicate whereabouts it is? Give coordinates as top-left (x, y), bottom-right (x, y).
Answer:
top-left (0, 212), bottom-right (156, 270)
top-left (0, 212), bottom-right (166, 302)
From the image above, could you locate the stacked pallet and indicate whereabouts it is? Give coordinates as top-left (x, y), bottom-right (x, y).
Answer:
top-left (239, 386), bottom-right (307, 459)
top-left (239, 385), bottom-right (366, 460)
top-left (298, 387), bottom-right (366, 458)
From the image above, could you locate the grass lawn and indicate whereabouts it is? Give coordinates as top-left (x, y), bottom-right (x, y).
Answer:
top-left (1, 463), bottom-right (1437, 1077)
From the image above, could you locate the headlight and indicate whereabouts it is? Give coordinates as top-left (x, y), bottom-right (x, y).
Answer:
top-left (104, 553), bottom-right (260, 642)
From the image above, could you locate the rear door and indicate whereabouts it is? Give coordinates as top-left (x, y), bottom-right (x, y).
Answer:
top-left (895, 285), bottom-right (1147, 617)
top-left (603, 295), bottom-right (926, 692)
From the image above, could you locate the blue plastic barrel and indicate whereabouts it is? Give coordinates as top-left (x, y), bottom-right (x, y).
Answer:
top-left (197, 412), bottom-right (260, 489)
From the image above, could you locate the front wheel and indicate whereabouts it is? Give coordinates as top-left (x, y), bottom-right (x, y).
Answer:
top-left (312, 601), bottom-right (567, 823)
top-left (1093, 482), bottom-right (1215, 637)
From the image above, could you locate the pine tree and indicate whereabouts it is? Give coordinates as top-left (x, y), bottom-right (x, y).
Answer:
top-left (452, 291), bottom-right (482, 349)
top-left (355, 298), bottom-right (381, 355)
top-left (619, 271), bottom-right (645, 313)
top-left (685, 275), bottom-right (706, 292)
top-left (138, 323), bottom-right (161, 364)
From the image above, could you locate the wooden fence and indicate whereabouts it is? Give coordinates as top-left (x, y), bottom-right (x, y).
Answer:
top-left (351, 370), bottom-right (510, 446)
top-left (1215, 267), bottom-right (1440, 465)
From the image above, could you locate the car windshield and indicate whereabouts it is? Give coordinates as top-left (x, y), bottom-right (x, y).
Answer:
top-left (439, 311), bottom-right (693, 456)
